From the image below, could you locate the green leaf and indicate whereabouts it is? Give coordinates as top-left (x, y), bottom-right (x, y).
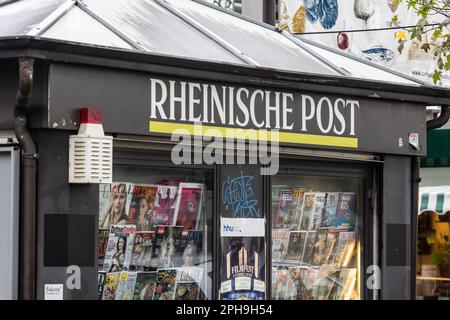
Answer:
top-left (432, 70), bottom-right (442, 84)
top-left (421, 43), bottom-right (431, 52)
top-left (398, 39), bottom-right (405, 54)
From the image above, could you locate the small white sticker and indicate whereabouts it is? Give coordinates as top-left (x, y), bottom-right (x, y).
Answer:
top-left (220, 218), bottom-right (265, 237)
top-left (409, 132), bottom-right (420, 150)
top-left (398, 138), bottom-right (403, 148)
top-left (235, 277), bottom-right (251, 291)
top-left (253, 279), bottom-right (265, 292)
top-left (220, 280), bottom-right (232, 293)
top-left (44, 284), bottom-right (64, 300)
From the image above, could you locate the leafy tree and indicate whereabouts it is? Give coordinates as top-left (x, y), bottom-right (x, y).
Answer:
top-left (392, 0), bottom-right (450, 84)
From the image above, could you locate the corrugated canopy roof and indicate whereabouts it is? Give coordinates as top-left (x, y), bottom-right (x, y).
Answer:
top-left (0, 0), bottom-right (428, 86)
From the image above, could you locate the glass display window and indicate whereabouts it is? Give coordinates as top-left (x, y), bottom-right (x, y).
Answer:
top-left (271, 174), bottom-right (363, 300)
top-left (97, 165), bottom-right (213, 300)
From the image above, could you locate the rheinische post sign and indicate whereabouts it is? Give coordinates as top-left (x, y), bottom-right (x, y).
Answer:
top-left (47, 64), bottom-right (426, 155)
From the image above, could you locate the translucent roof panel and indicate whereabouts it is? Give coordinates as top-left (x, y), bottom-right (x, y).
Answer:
top-left (80, 0), bottom-right (244, 64)
top-left (0, 0), bottom-right (66, 37)
top-left (164, 0), bottom-right (340, 76)
top-left (42, 6), bottom-right (134, 50)
top-left (299, 39), bottom-right (420, 86)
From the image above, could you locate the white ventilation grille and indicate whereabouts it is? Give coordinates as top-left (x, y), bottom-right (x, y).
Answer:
top-left (69, 136), bottom-right (113, 184)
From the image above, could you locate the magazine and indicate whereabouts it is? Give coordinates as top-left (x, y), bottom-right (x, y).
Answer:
top-left (128, 185), bottom-right (157, 231)
top-left (272, 229), bottom-right (290, 262)
top-left (152, 185), bottom-right (178, 228)
top-left (320, 192), bottom-right (340, 228)
top-left (285, 186), bottom-right (311, 230)
top-left (150, 225), bottom-right (184, 269)
top-left (285, 266), bottom-right (304, 300)
top-left (101, 272), bottom-right (120, 300)
top-left (99, 183), bottom-right (133, 229)
top-left (173, 267), bottom-right (204, 300)
top-left (311, 229), bottom-right (328, 266)
top-left (333, 231), bottom-right (356, 268)
top-left (153, 268), bottom-right (178, 300)
top-left (129, 231), bottom-right (154, 271)
top-left (115, 271), bottom-right (138, 300)
top-left (133, 272), bottom-right (157, 300)
top-left (98, 229), bottom-right (109, 269)
top-left (103, 224), bottom-right (136, 272)
top-left (311, 192), bottom-right (326, 230)
top-left (299, 193), bottom-right (315, 230)
top-left (177, 230), bottom-right (203, 267)
top-left (97, 271), bottom-right (107, 300)
top-left (301, 231), bottom-right (317, 265)
top-left (284, 230), bottom-right (306, 262)
top-left (335, 192), bottom-right (357, 230)
top-left (273, 190), bottom-right (292, 229)
top-left (338, 268), bottom-right (358, 300)
top-left (173, 183), bottom-right (203, 231)
top-left (271, 269), bottom-right (289, 300)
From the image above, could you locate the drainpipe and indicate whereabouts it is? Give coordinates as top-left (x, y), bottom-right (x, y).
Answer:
top-left (14, 58), bottom-right (37, 300)
top-left (411, 106), bottom-right (450, 299)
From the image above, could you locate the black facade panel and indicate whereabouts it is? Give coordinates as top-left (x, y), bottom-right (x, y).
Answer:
top-left (386, 223), bottom-right (408, 266)
top-left (44, 214), bottom-right (95, 267)
top-left (382, 155), bottom-right (412, 300)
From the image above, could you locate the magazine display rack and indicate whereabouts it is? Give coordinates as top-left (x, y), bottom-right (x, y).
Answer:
top-left (97, 181), bottom-right (206, 300)
top-left (272, 184), bottom-right (359, 300)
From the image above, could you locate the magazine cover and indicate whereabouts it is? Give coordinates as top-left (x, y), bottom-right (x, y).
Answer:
top-left (301, 231), bottom-right (317, 265)
top-left (101, 272), bottom-right (120, 300)
top-left (285, 186), bottom-right (312, 230)
top-left (150, 225), bottom-right (184, 269)
top-left (335, 192), bottom-right (357, 230)
top-left (338, 268), bottom-right (358, 300)
top-left (133, 272), bottom-right (157, 300)
top-left (284, 230), bottom-right (306, 262)
top-left (129, 231), bottom-right (154, 271)
top-left (173, 267), bottom-right (204, 300)
top-left (128, 185), bottom-right (157, 231)
top-left (152, 185), bottom-right (178, 228)
top-left (153, 268), bottom-right (178, 300)
top-left (299, 192), bottom-right (315, 230)
top-left (320, 192), bottom-right (340, 228)
top-left (115, 271), bottom-right (138, 300)
top-left (333, 231), bottom-right (356, 268)
top-left (177, 230), bottom-right (203, 267)
top-left (99, 183), bottom-right (133, 229)
top-left (311, 192), bottom-right (326, 230)
top-left (311, 229), bottom-right (328, 266)
top-left (271, 269), bottom-right (291, 300)
top-left (173, 183), bottom-right (204, 231)
top-left (220, 237), bottom-right (265, 300)
top-left (285, 266), bottom-right (304, 300)
top-left (272, 229), bottom-right (290, 262)
top-left (97, 271), bottom-right (107, 300)
top-left (323, 230), bottom-right (339, 265)
top-left (98, 229), bottom-right (109, 269)
top-left (103, 224), bottom-right (136, 272)
top-left (273, 190), bottom-right (292, 229)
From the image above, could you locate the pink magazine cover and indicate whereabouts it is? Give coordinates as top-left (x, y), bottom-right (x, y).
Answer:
top-left (173, 183), bottom-right (204, 231)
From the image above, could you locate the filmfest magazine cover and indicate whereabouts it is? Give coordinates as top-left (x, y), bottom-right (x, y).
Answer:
top-left (220, 237), bottom-right (265, 300)
top-left (129, 231), bottom-right (154, 271)
top-left (173, 183), bottom-right (204, 231)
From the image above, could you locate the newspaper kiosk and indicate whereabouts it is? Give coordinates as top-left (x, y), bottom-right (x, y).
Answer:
top-left (1, 0), bottom-right (450, 300)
